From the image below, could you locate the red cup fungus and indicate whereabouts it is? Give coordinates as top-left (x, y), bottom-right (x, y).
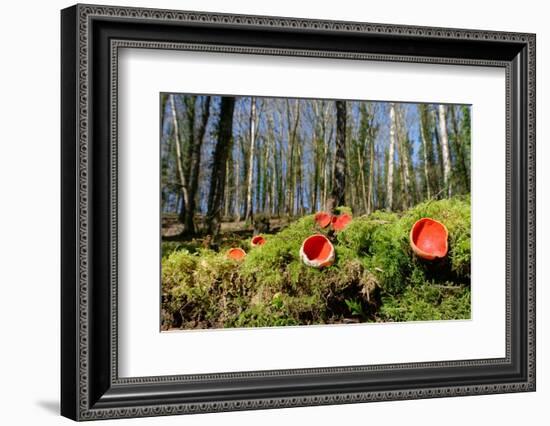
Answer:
top-left (331, 213), bottom-right (352, 232)
top-left (409, 217), bottom-right (449, 260)
top-left (314, 211), bottom-right (332, 228)
top-left (299, 234), bottom-right (335, 268)
top-left (251, 235), bottom-right (266, 247)
top-left (227, 247), bottom-right (247, 261)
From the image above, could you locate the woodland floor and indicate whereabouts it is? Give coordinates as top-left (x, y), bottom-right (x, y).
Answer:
top-left (161, 197), bottom-right (471, 331)
top-left (162, 214), bottom-right (289, 238)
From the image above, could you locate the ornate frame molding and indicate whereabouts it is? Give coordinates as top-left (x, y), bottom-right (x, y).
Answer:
top-left (61, 4), bottom-right (536, 421)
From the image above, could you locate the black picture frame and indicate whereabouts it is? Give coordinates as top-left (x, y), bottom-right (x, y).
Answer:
top-left (61, 3), bottom-right (536, 421)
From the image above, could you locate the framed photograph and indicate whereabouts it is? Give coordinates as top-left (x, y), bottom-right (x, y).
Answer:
top-left (61, 4), bottom-right (536, 421)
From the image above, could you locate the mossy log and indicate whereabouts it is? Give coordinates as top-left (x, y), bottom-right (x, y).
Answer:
top-left (161, 196), bottom-right (471, 329)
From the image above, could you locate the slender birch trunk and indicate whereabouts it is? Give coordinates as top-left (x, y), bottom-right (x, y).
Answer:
top-left (419, 105), bottom-right (431, 199)
top-left (367, 115), bottom-right (375, 214)
top-left (397, 107), bottom-right (411, 209)
top-left (224, 156), bottom-right (231, 219)
top-left (264, 131), bottom-right (271, 214)
top-left (321, 112), bottom-right (329, 211)
top-left (256, 141), bottom-right (262, 213)
top-left (244, 97), bottom-right (256, 221)
top-left (169, 95), bottom-right (189, 215)
top-left (438, 104), bottom-right (452, 197)
top-left (386, 102), bottom-right (396, 210)
top-left (296, 139), bottom-right (303, 215)
top-left (234, 151), bottom-right (240, 219)
top-left (285, 99), bottom-right (300, 216)
top-left (357, 143), bottom-right (368, 213)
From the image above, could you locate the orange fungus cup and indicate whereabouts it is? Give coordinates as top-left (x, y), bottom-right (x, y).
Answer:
top-left (299, 234), bottom-right (335, 268)
top-left (314, 211), bottom-right (332, 228)
top-left (227, 247), bottom-right (247, 261)
top-left (251, 235), bottom-right (266, 247)
top-left (409, 218), bottom-right (449, 260)
top-left (331, 213), bottom-right (352, 232)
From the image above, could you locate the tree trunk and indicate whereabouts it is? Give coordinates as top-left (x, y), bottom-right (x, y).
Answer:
top-left (328, 100), bottom-right (347, 212)
top-left (276, 107), bottom-right (286, 216)
top-left (285, 99), bottom-right (300, 216)
top-left (396, 106), bottom-right (411, 209)
top-left (386, 102), bottom-right (396, 210)
top-left (450, 105), bottom-right (470, 193)
top-left (312, 131), bottom-right (319, 213)
top-left (431, 106), bottom-right (444, 192)
top-left (268, 113), bottom-right (280, 216)
top-left (184, 96), bottom-right (210, 234)
top-left (296, 136), bottom-right (303, 215)
top-left (233, 151), bottom-right (240, 219)
top-left (169, 95), bottom-right (189, 218)
top-left (321, 105), bottom-right (331, 211)
top-left (244, 97), bottom-right (257, 221)
top-left (184, 96), bottom-right (197, 186)
top-left (438, 104), bottom-right (452, 197)
top-left (206, 97), bottom-right (236, 236)
top-left (256, 137), bottom-right (262, 212)
top-left (419, 105), bottom-right (431, 199)
top-left (357, 143), bottom-right (368, 213)
top-left (264, 129), bottom-right (271, 214)
top-left (345, 121), bottom-right (356, 212)
top-left (367, 112), bottom-right (375, 214)
top-left (224, 155), bottom-right (232, 219)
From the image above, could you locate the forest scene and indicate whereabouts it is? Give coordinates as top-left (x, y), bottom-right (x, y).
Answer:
top-left (160, 93), bottom-right (471, 330)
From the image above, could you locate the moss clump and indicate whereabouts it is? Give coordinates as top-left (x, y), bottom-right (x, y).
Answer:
top-left (379, 283), bottom-right (471, 322)
top-left (335, 196), bottom-right (470, 294)
top-left (162, 197), bottom-right (471, 329)
top-left (161, 249), bottom-right (245, 329)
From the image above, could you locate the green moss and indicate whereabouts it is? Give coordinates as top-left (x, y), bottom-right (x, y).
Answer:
top-left (162, 241), bottom-right (197, 259)
top-left (335, 196), bottom-right (470, 294)
top-left (379, 283), bottom-right (471, 322)
top-left (161, 197), bottom-right (471, 329)
top-left (334, 206), bottom-right (353, 216)
top-left (399, 196), bottom-right (471, 279)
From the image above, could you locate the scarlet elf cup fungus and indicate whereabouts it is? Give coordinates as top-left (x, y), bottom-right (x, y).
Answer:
top-left (409, 218), bottom-right (449, 260)
top-left (227, 247), bottom-right (247, 261)
top-left (314, 211), bottom-right (332, 228)
top-left (250, 235), bottom-right (266, 247)
top-left (300, 234), bottom-right (335, 268)
top-left (331, 213), bottom-right (352, 232)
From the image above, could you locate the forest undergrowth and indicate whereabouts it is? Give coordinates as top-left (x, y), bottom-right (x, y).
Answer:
top-left (161, 196), bottom-right (471, 330)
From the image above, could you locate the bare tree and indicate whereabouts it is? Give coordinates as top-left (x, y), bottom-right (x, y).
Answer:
top-left (328, 100), bottom-right (347, 212)
top-left (438, 104), bottom-right (452, 197)
top-left (320, 102), bottom-right (334, 211)
top-left (206, 97), bottom-right (236, 236)
top-left (244, 97), bottom-right (256, 221)
top-left (450, 105), bottom-right (470, 193)
top-left (396, 105), bottom-right (412, 209)
top-left (366, 104), bottom-right (376, 214)
top-left (233, 147), bottom-right (240, 219)
top-left (386, 102), bottom-right (396, 210)
top-left (184, 96), bottom-right (211, 234)
top-left (419, 104), bottom-right (431, 198)
top-left (285, 99), bottom-right (301, 216)
top-left (168, 95), bottom-right (189, 217)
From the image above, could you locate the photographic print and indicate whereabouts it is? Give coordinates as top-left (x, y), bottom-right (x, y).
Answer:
top-left (160, 94), bottom-right (471, 330)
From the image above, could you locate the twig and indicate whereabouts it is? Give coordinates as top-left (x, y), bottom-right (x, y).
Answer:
top-left (431, 284), bottom-right (466, 290)
top-left (424, 186), bottom-right (448, 206)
